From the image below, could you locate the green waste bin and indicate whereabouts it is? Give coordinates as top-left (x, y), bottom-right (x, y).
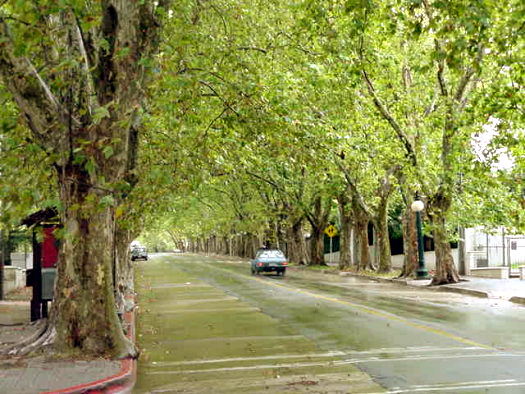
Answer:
top-left (42, 268), bottom-right (56, 301)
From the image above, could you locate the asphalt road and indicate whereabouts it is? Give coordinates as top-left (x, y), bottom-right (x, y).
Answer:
top-left (133, 254), bottom-right (525, 393)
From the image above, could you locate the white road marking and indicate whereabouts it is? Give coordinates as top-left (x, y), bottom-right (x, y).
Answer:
top-left (161, 335), bottom-right (306, 344)
top-left (166, 296), bottom-right (239, 305)
top-left (145, 360), bottom-right (338, 375)
top-left (146, 346), bottom-right (490, 367)
top-left (150, 283), bottom-right (213, 289)
top-left (145, 352), bottom-right (518, 375)
top-left (160, 307), bottom-right (260, 314)
top-left (148, 351), bottom-right (347, 367)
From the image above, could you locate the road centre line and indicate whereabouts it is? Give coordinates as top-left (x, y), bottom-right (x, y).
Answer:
top-left (145, 353), bottom-right (515, 376)
top-left (336, 346), bottom-right (487, 355)
top-left (386, 380), bottom-right (525, 393)
top-left (205, 264), bottom-right (495, 350)
top-left (400, 379), bottom-right (516, 389)
top-left (336, 352), bottom-right (520, 365)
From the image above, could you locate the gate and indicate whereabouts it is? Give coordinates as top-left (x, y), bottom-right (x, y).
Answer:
top-left (507, 236), bottom-right (525, 276)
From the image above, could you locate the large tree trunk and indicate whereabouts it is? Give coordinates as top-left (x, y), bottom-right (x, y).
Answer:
top-left (114, 223), bottom-right (136, 316)
top-left (52, 168), bottom-right (133, 358)
top-left (353, 216), bottom-right (371, 271)
top-left (429, 193), bottom-right (460, 285)
top-left (374, 201), bottom-right (392, 273)
top-left (400, 205), bottom-right (419, 278)
top-left (287, 217), bottom-right (308, 265)
top-left (306, 196), bottom-right (330, 266)
top-left (337, 192), bottom-right (353, 270)
top-left (309, 225), bottom-right (326, 265)
top-left (351, 194), bottom-right (372, 271)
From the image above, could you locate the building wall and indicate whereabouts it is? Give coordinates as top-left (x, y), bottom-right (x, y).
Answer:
top-left (10, 252), bottom-right (33, 269)
top-left (2, 266), bottom-right (25, 295)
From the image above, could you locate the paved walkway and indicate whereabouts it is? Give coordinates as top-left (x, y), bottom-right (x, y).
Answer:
top-left (0, 299), bottom-right (135, 393)
top-left (1, 271), bottom-right (524, 393)
top-left (442, 276), bottom-right (525, 303)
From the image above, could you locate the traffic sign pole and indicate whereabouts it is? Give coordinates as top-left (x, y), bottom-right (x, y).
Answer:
top-left (329, 236), bottom-right (333, 265)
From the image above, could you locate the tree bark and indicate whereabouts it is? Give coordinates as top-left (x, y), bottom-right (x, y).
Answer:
top-left (52, 167), bottom-right (133, 358)
top-left (399, 204), bottom-right (419, 278)
top-left (429, 192), bottom-right (460, 284)
top-left (307, 196), bottom-right (330, 266)
top-left (353, 216), bottom-right (371, 271)
top-left (374, 201), bottom-right (392, 273)
top-left (337, 192), bottom-right (353, 270)
top-left (309, 225), bottom-right (326, 266)
top-left (114, 223), bottom-right (136, 315)
top-left (351, 193), bottom-right (372, 271)
top-left (286, 217), bottom-right (308, 265)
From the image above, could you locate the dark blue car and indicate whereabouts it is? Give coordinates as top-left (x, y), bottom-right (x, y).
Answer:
top-left (250, 249), bottom-right (288, 276)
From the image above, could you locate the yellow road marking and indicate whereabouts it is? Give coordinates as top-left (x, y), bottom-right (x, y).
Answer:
top-left (208, 263), bottom-right (495, 350)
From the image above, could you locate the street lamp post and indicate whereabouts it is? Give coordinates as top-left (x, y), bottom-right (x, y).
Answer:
top-left (411, 198), bottom-right (429, 279)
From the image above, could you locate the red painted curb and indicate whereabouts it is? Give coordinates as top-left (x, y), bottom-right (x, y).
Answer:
top-left (43, 295), bottom-right (137, 394)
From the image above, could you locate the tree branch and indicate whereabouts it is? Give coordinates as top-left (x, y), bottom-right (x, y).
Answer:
top-left (454, 47), bottom-right (483, 105)
top-left (199, 80), bottom-right (240, 117)
top-left (237, 46), bottom-right (267, 54)
top-left (361, 69), bottom-right (417, 166)
top-left (334, 158), bottom-right (371, 218)
top-left (245, 171), bottom-right (280, 190)
top-left (0, 18), bottom-right (73, 145)
top-left (73, 14), bottom-right (99, 116)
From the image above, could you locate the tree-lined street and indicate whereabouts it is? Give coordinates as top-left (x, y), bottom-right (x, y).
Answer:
top-left (134, 254), bottom-right (525, 393)
top-left (0, 0), bottom-right (523, 380)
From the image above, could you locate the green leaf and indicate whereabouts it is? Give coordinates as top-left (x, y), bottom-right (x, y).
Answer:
top-left (116, 47), bottom-right (131, 58)
top-left (85, 158), bottom-right (96, 176)
top-left (93, 107), bottom-right (110, 124)
top-left (103, 145), bottom-right (114, 158)
top-left (99, 38), bottom-right (110, 52)
top-left (101, 195), bottom-right (116, 206)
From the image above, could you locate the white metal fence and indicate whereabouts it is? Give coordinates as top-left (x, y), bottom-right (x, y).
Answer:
top-left (465, 227), bottom-right (525, 275)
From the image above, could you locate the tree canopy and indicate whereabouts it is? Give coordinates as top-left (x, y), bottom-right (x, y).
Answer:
top-left (0, 0), bottom-right (523, 357)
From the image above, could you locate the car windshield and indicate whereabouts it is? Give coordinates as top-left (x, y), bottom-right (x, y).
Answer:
top-left (257, 250), bottom-right (284, 258)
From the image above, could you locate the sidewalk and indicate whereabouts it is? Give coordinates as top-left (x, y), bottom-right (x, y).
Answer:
top-left (438, 276), bottom-right (525, 304)
top-left (0, 295), bottom-right (136, 394)
top-left (341, 271), bottom-right (525, 305)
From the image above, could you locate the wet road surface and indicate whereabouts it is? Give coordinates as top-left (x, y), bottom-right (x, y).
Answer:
top-left (133, 254), bottom-right (525, 393)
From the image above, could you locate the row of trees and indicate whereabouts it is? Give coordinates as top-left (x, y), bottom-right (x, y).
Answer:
top-left (142, 0), bottom-right (524, 283)
top-left (0, 0), bottom-right (523, 358)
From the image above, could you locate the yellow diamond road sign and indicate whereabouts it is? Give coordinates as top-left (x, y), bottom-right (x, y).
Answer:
top-left (324, 225), bottom-right (337, 238)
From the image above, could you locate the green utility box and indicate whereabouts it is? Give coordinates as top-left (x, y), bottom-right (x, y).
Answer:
top-left (41, 268), bottom-right (56, 301)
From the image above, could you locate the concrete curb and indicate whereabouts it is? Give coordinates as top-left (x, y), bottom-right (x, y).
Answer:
top-left (437, 286), bottom-right (489, 299)
top-left (44, 294), bottom-right (137, 394)
top-left (295, 267), bottom-right (523, 305)
top-left (509, 296), bottom-right (525, 305)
